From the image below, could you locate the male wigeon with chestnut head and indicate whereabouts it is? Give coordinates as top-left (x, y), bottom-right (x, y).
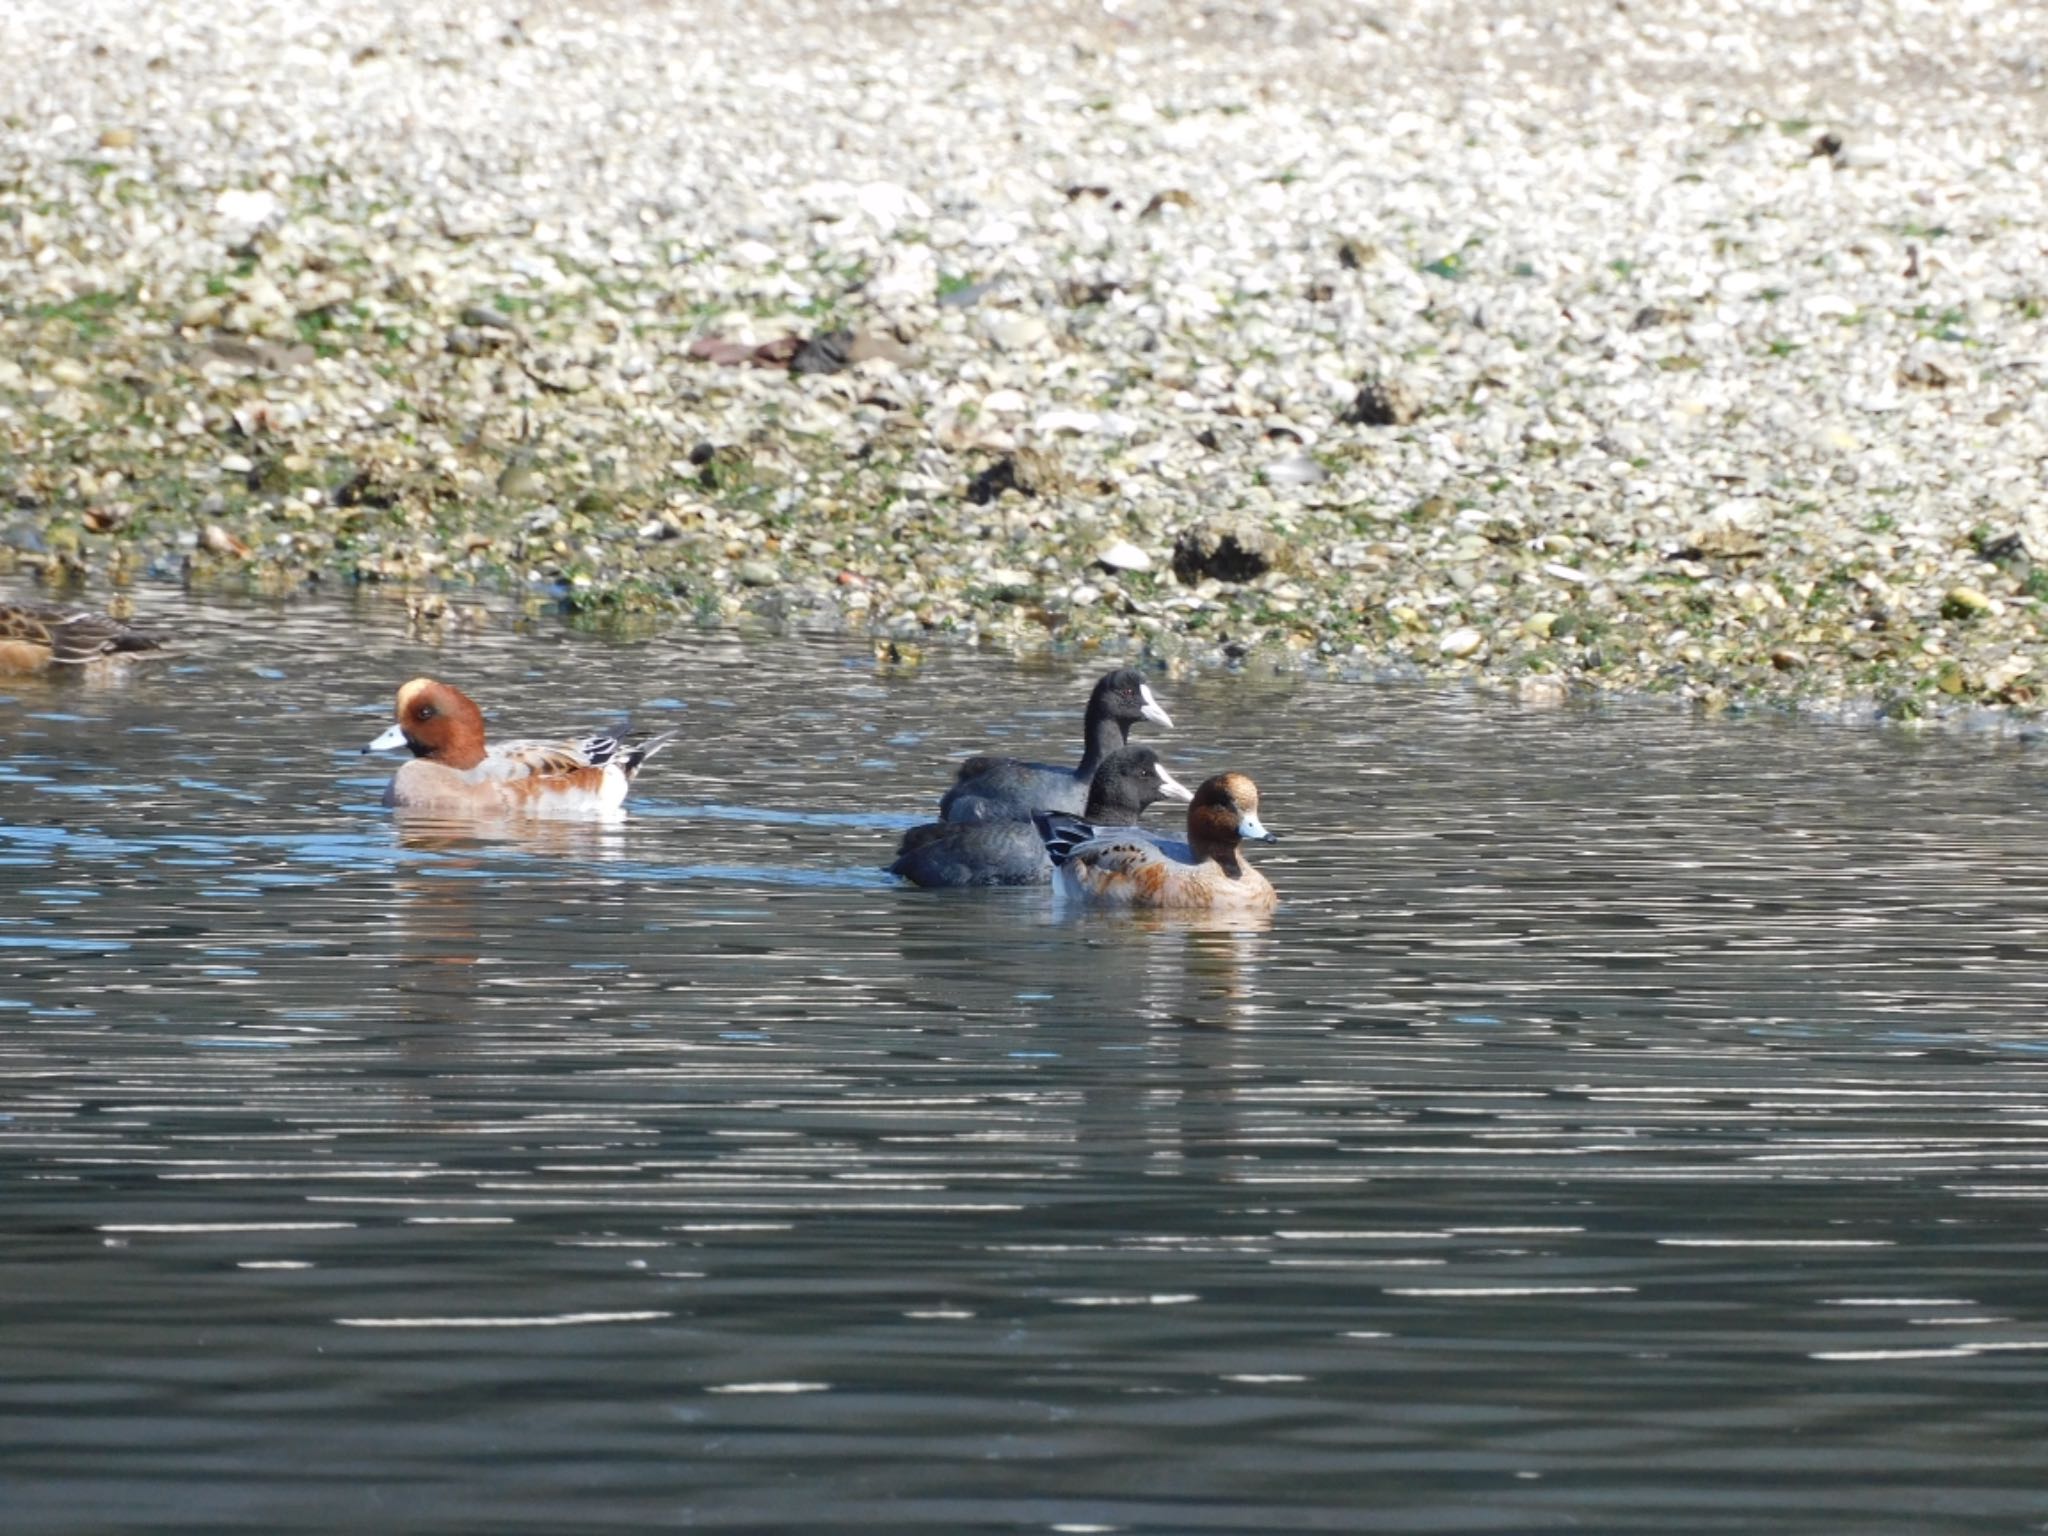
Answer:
top-left (363, 677), bottom-right (675, 817)
top-left (1034, 771), bottom-right (1280, 910)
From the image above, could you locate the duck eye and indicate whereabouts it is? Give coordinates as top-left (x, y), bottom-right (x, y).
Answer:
top-left (415, 704), bottom-right (437, 720)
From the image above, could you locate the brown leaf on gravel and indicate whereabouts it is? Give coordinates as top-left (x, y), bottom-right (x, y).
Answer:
top-left (201, 337), bottom-right (317, 374)
top-left (1670, 527), bottom-right (1764, 562)
top-left (845, 332), bottom-right (913, 367)
top-left (687, 334), bottom-right (804, 368)
top-left (201, 523), bottom-right (250, 559)
top-left (1897, 357), bottom-right (1956, 389)
top-left (1139, 188), bottom-right (1195, 219)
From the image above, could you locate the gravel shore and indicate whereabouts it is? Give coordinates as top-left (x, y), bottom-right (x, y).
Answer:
top-left (3, 0), bottom-right (2046, 720)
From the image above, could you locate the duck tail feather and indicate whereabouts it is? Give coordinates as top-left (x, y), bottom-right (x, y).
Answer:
top-left (48, 613), bottom-right (166, 665)
top-left (619, 729), bottom-right (680, 776)
top-left (1035, 811), bottom-right (1094, 868)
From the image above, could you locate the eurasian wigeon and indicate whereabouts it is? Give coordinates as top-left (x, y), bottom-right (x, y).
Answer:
top-left (939, 667), bottom-right (1172, 823)
top-left (1035, 771), bottom-right (1280, 910)
top-left (363, 677), bottom-right (676, 816)
top-left (0, 599), bottom-right (167, 676)
top-left (891, 746), bottom-right (1194, 888)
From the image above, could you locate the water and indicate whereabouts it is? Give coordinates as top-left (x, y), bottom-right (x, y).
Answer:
top-left (5, 590), bottom-right (2048, 1532)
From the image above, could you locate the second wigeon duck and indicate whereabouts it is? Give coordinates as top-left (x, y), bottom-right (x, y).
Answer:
top-left (890, 746), bottom-right (1195, 888)
top-left (938, 667), bottom-right (1173, 823)
top-left (363, 677), bottom-right (676, 816)
top-left (0, 599), bottom-right (167, 676)
top-left (1034, 771), bottom-right (1280, 910)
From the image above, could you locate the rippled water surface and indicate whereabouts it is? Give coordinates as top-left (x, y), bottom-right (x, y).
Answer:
top-left (6, 591), bottom-right (2048, 1533)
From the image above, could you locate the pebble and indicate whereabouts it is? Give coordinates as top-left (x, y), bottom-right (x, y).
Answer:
top-left (1982, 655), bottom-right (2032, 694)
top-left (1096, 540), bottom-right (1152, 574)
top-left (1263, 454), bottom-right (1327, 487)
top-left (1438, 626), bottom-right (1486, 660)
top-left (982, 314), bottom-right (1048, 351)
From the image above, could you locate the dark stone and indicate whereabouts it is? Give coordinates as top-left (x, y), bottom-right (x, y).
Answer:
top-left (245, 457), bottom-right (290, 494)
top-left (788, 330), bottom-right (854, 376)
top-left (1977, 530), bottom-right (2026, 564)
top-left (1172, 518), bottom-right (1278, 585)
top-left (965, 449), bottom-right (1056, 505)
top-left (2, 517), bottom-right (46, 553)
top-left (1059, 278), bottom-right (1121, 307)
top-left (444, 327), bottom-right (500, 357)
top-left (967, 457), bottom-right (1022, 505)
top-left (1341, 376), bottom-right (1419, 427)
top-left (331, 467), bottom-right (397, 509)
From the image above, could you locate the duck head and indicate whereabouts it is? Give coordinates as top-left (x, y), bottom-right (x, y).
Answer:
top-left (363, 677), bottom-right (489, 770)
top-left (1187, 771), bottom-right (1279, 869)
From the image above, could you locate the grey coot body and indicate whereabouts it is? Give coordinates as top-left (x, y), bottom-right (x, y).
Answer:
top-left (937, 668), bottom-right (1172, 824)
top-left (892, 747), bottom-right (1193, 887)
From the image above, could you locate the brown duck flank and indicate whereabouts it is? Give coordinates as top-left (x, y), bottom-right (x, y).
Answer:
top-left (0, 601), bottom-right (168, 674)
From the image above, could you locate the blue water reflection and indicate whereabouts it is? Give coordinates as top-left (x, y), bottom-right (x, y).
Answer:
top-left (3, 589), bottom-right (2048, 1535)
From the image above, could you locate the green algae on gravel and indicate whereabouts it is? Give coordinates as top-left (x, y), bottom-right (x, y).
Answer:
top-left (4, 0), bottom-right (2048, 728)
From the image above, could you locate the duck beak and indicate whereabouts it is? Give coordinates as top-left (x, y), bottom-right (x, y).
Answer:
top-left (1155, 764), bottom-right (1196, 802)
top-left (1237, 810), bottom-right (1279, 843)
top-left (1138, 682), bottom-right (1173, 729)
top-left (363, 722), bottom-right (409, 754)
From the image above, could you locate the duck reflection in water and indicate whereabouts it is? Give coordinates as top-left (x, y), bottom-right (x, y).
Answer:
top-left (387, 812), bottom-right (632, 861)
top-left (380, 814), bottom-right (632, 1035)
top-left (1103, 908), bottom-right (1276, 1022)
